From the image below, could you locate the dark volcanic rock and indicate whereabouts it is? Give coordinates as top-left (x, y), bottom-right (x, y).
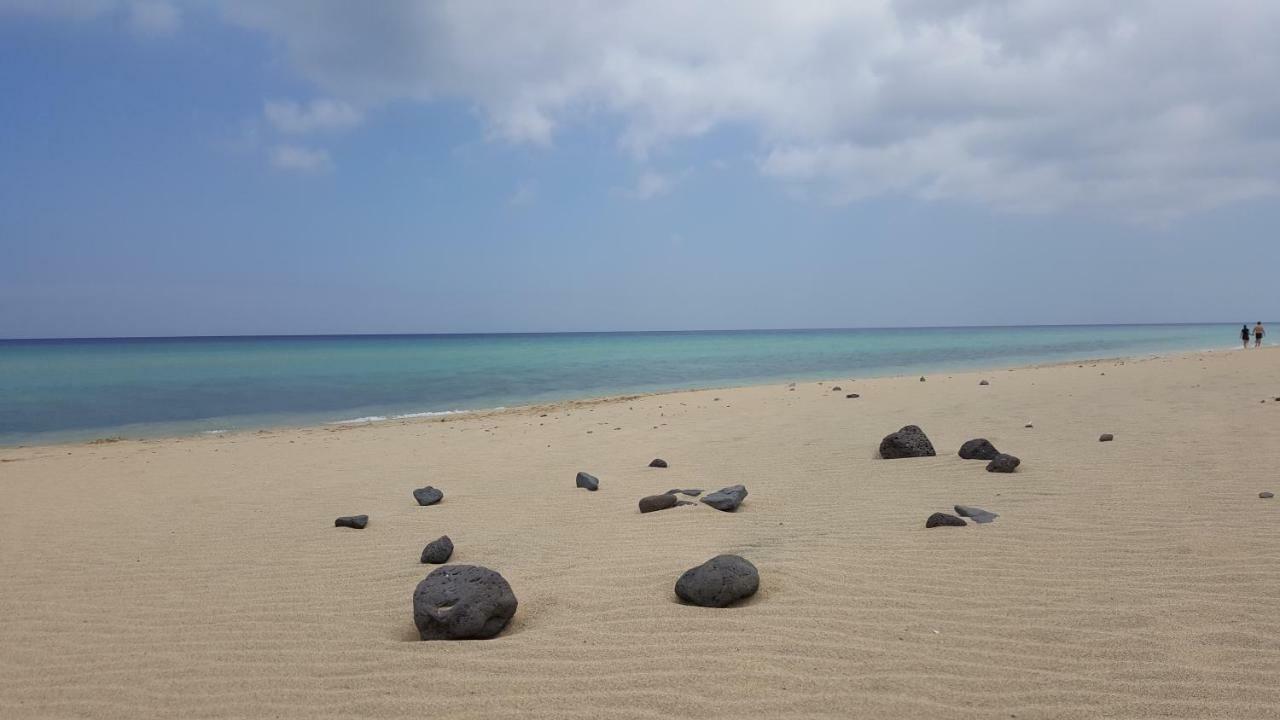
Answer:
top-left (832, 386), bottom-right (842, 391)
top-left (334, 515), bottom-right (368, 529)
top-left (920, 376), bottom-right (927, 382)
top-left (1261, 491), bottom-right (1274, 499)
top-left (575, 472), bottom-right (599, 491)
top-left (986, 453), bottom-right (1021, 473)
top-left (926, 512), bottom-right (966, 528)
top-left (648, 458), bottom-right (668, 468)
top-left (700, 484), bottom-right (748, 512)
top-left (954, 505), bottom-right (998, 524)
top-left (846, 393), bottom-right (860, 398)
top-left (413, 565), bottom-right (517, 640)
top-left (420, 535), bottom-right (454, 564)
top-left (1099, 433), bottom-right (1114, 442)
top-left (879, 425), bottom-right (937, 459)
top-left (665, 488), bottom-right (703, 497)
top-left (979, 380), bottom-right (990, 386)
top-left (958, 438), bottom-right (1000, 461)
top-left (639, 493), bottom-right (679, 513)
top-left (413, 486), bottom-right (444, 506)
top-left (675, 554), bottom-right (759, 607)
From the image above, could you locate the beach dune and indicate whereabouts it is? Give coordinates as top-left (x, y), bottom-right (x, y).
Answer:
top-left (2, 349), bottom-right (1279, 719)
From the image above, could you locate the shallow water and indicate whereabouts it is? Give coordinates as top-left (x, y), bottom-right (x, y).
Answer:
top-left (0, 325), bottom-right (1238, 444)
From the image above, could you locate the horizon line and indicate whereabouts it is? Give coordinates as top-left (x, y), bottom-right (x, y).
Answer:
top-left (0, 321), bottom-right (1250, 343)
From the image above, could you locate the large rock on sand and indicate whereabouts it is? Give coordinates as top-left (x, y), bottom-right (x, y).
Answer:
top-left (958, 438), bottom-right (1000, 461)
top-left (413, 486), bottom-right (444, 506)
top-left (413, 565), bottom-right (517, 640)
top-left (700, 484), bottom-right (748, 512)
top-left (334, 515), bottom-right (368, 529)
top-left (926, 512), bottom-right (966, 528)
top-left (575, 472), bottom-right (599, 491)
top-left (420, 535), bottom-right (454, 564)
top-left (986, 453), bottom-right (1021, 473)
top-left (639, 493), bottom-right (678, 513)
top-left (675, 555), bottom-right (759, 607)
top-left (879, 425), bottom-right (937, 459)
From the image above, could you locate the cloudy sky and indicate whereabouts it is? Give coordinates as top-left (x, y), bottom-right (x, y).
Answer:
top-left (3, 0), bottom-right (1279, 337)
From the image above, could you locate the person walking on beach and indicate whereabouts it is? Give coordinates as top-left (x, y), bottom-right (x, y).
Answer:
top-left (1255, 321), bottom-right (1265, 347)
top-left (1242, 324), bottom-right (1251, 349)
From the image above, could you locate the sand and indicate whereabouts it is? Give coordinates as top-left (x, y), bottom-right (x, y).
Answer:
top-left (2, 348), bottom-right (1279, 719)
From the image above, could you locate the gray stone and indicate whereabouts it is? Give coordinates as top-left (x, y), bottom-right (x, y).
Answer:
top-left (958, 438), bottom-right (1000, 461)
top-left (831, 386), bottom-right (842, 391)
top-left (665, 488), bottom-right (703, 497)
top-left (879, 425), bottom-right (937, 459)
top-left (334, 514), bottom-right (368, 529)
top-left (986, 453), bottom-right (1021, 473)
top-left (1261, 491), bottom-right (1274, 499)
top-left (648, 458), bottom-right (668, 468)
top-left (575, 472), bottom-right (599, 491)
top-left (1099, 433), bottom-right (1114, 442)
top-left (846, 393), bottom-right (860, 399)
top-left (1025, 423), bottom-right (1034, 428)
top-left (700, 484), bottom-right (748, 512)
top-left (639, 493), bottom-right (678, 513)
top-left (420, 535), bottom-right (454, 564)
top-left (926, 512), bottom-right (966, 528)
top-left (675, 554), bottom-right (759, 607)
top-left (413, 486), bottom-right (444, 506)
top-left (413, 565), bottom-right (517, 640)
top-left (954, 505), bottom-right (998, 524)
top-left (979, 380), bottom-right (990, 386)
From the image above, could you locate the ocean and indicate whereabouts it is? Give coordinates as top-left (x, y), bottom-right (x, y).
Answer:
top-left (0, 325), bottom-right (1240, 445)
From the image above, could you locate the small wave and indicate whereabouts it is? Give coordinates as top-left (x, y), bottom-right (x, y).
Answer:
top-left (202, 430), bottom-right (227, 435)
top-left (328, 416), bottom-right (388, 425)
top-left (392, 410), bottom-right (465, 419)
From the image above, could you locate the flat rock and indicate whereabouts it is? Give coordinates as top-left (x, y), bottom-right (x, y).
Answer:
top-left (986, 453), bottom-right (1021, 473)
top-left (575, 472), bottom-right (599, 491)
top-left (954, 505), bottom-right (998, 523)
top-left (1261, 491), bottom-right (1275, 499)
top-left (413, 565), bottom-right (517, 640)
top-left (879, 425), bottom-right (937, 459)
top-left (1025, 423), bottom-right (1034, 428)
top-left (958, 438), bottom-right (1000, 461)
top-left (846, 393), bottom-right (860, 399)
top-left (665, 488), bottom-right (703, 497)
top-left (1099, 433), bottom-right (1114, 442)
top-left (413, 486), bottom-right (444, 506)
top-left (926, 512), bottom-right (966, 528)
top-left (675, 554), bottom-right (759, 607)
top-left (334, 515), bottom-right (368, 529)
top-left (700, 484), bottom-right (748, 512)
top-left (420, 535), bottom-right (454, 564)
top-left (639, 493), bottom-right (678, 513)
top-left (648, 458), bottom-right (668, 468)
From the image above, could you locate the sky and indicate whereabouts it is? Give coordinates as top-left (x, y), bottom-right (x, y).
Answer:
top-left (2, 0), bottom-right (1279, 338)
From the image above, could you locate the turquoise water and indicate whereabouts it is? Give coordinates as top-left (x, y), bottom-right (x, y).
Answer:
top-left (0, 325), bottom-right (1239, 445)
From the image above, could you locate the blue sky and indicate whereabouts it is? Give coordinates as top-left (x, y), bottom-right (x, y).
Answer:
top-left (2, 1), bottom-right (1279, 338)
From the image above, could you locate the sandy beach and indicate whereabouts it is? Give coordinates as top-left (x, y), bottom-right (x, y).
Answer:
top-left (2, 347), bottom-right (1278, 719)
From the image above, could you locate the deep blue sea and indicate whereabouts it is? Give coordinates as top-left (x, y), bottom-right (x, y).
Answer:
top-left (0, 325), bottom-right (1240, 445)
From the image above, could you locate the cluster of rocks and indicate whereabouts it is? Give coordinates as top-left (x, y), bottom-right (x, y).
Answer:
top-left (639, 484), bottom-right (745, 513)
top-left (957, 436), bottom-right (1020, 473)
top-left (926, 504), bottom-right (999, 528)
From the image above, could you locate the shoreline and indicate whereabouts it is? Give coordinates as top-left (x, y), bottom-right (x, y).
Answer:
top-left (3, 344), bottom-right (1279, 718)
top-left (1, 344), bottom-right (1236, 452)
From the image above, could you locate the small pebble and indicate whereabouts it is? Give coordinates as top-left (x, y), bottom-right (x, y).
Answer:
top-left (1261, 491), bottom-right (1274, 499)
top-left (1099, 433), bottom-right (1114, 442)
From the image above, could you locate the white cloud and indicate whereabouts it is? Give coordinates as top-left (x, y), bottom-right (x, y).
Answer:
top-left (507, 181), bottom-right (537, 207)
top-left (127, 0), bottom-right (178, 36)
top-left (0, 0), bottom-right (179, 36)
top-left (264, 98), bottom-right (362, 134)
top-left (623, 170), bottom-right (678, 200)
top-left (219, 2), bottom-right (1280, 218)
top-left (268, 144), bottom-right (331, 173)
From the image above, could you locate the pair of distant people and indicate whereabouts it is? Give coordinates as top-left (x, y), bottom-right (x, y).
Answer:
top-left (1241, 322), bottom-right (1265, 348)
